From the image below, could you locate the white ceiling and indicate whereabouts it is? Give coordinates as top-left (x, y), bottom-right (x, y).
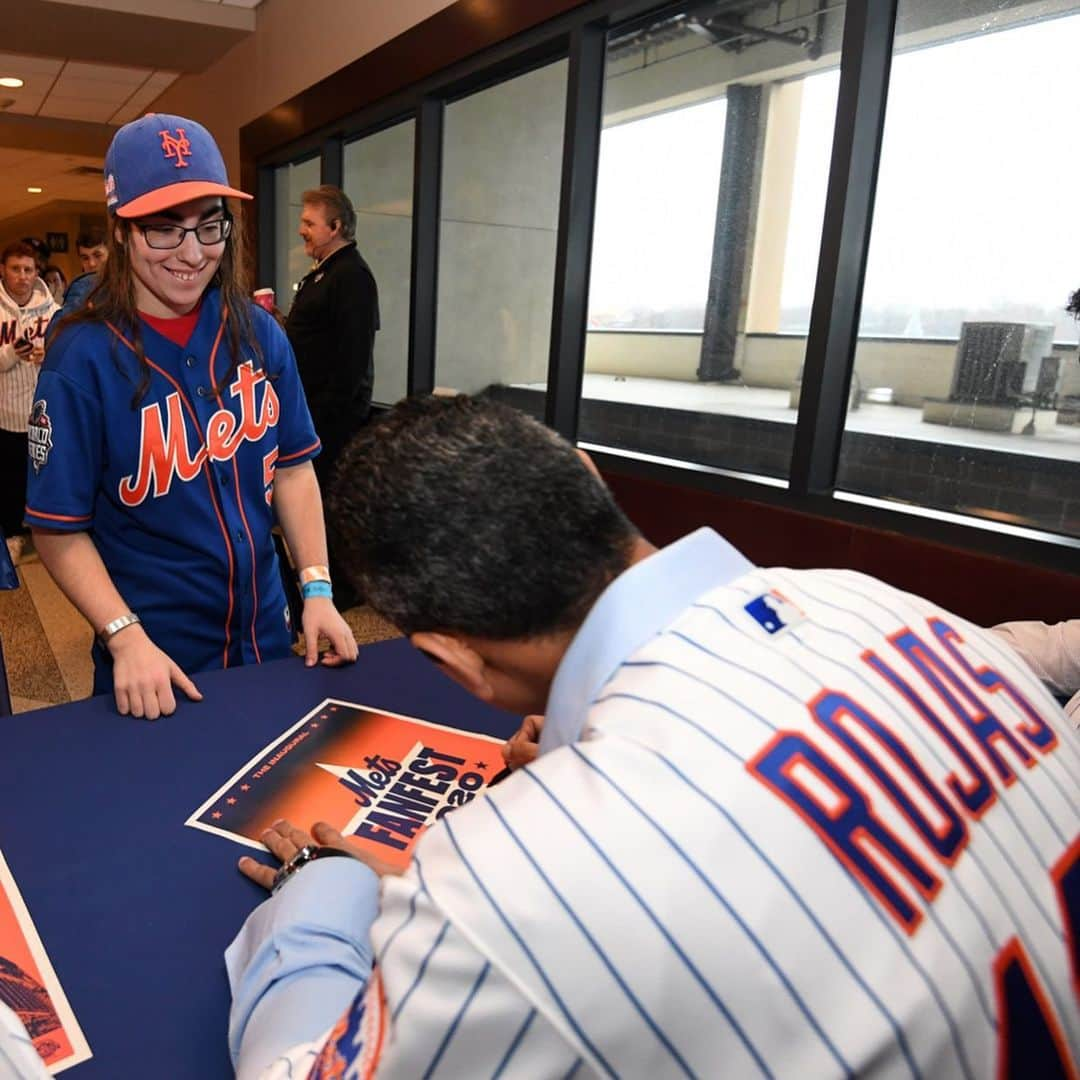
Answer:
top-left (0, 54), bottom-right (180, 126)
top-left (41, 0), bottom-right (263, 21)
top-left (0, 0), bottom-right (265, 225)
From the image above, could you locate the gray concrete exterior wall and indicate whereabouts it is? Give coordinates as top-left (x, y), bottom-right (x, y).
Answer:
top-left (585, 330), bottom-right (1080, 405)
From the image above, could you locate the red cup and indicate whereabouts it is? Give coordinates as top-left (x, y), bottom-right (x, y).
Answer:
top-left (253, 287), bottom-right (276, 312)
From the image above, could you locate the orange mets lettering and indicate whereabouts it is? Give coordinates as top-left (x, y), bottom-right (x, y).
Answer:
top-left (118, 364), bottom-right (280, 506)
top-left (159, 128), bottom-right (192, 168)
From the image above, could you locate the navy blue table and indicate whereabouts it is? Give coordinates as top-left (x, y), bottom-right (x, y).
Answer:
top-left (0, 638), bottom-right (520, 1077)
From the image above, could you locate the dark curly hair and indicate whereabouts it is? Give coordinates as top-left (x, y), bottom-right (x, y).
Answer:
top-left (1068, 288), bottom-right (1080, 319)
top-left (328, 395), bottom-right (639, 639)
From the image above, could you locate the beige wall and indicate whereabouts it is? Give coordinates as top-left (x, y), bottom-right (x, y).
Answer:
top-left (151, 0), bottom-right (459, 179)
top-left (587, 331), bottom-right (1080, 404)
top-left (586, 332), bottom-right (701, 381)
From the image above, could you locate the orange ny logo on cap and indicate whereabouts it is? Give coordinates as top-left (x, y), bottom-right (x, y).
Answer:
top-left (159, 128), bottom-right (192, 168)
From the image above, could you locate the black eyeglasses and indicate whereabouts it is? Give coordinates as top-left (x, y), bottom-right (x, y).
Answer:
top-left (136, 216), bottom-right (232, 250)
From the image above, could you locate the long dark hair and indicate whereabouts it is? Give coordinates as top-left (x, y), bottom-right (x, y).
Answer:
top-left (53, 200), bottom-right (261, 407)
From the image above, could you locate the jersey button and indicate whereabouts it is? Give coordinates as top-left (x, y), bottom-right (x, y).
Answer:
top-left (235, 529), bottom-right (244, 542)
top-left (185, 355), bottom-right (196, 368)
top-left (196, 386), bottom-right (207, 397)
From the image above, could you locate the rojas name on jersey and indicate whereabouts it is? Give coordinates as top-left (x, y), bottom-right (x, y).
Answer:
top-left (119, 362), bottom-right (279, 506)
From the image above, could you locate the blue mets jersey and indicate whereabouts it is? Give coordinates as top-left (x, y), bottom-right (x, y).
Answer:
top-left (229, 530), bottom-right (1079, 1079)
top-left (25, 289), bottom-right (320, 688)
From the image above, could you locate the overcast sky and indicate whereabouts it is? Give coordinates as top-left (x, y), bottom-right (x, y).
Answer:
top-left (589, 10), bottom-right (1080, 341)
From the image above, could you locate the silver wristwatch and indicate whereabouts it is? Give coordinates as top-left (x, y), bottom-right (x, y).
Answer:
top-left (271, 844), bottom-right (355, 894)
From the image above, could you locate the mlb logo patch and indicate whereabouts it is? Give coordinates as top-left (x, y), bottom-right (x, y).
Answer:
top-left (743, 591), bottom-right (803, 636)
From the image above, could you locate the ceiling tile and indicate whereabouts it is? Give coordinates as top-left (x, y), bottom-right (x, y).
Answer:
top-left (2, 93), bottom-right (49, 116)
top-left (108, 71), bottom-right (178, 124)
top-left (143, 70), bottom-right (180, 91)
top-left (0, 53), bottom-right (64, 77)
top-left (38, 96), bottom-right (116, 123)
top-left (109, 102), bottom-right (142, 126)
top-left (49, 75), bottom-right (146, 105)
top-left (62, 61), bottom-right (153, 85)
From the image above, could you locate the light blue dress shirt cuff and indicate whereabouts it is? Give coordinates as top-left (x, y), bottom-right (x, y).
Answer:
top-left (226, 858), bottom-right (380, 1077)
top-left (0, 1002), bottom-right (49, 1079)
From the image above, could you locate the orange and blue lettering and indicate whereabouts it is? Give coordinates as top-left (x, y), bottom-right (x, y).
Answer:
top-left (930, 618), bottom-right (1059, 755)
top-left (748, 730), bottom-right (941, 934)
top-left (864, 647), bottom-right (996, 817)
top-left (892, 628), bottom-right (1037, 783)
top-left (810, 689), bottom-right (969, 865)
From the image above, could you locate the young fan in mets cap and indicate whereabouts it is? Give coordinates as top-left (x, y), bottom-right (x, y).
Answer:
top-left (27, 113), bottom-right (357, 718)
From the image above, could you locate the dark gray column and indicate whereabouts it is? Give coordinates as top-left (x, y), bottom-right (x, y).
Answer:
top-left (698, 83), bottom-right (763, 383)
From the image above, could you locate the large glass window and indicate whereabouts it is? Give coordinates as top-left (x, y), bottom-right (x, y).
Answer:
top-left (581, 4), bottom-right (848, 478)
top-left (434, 60), bottom-right (568, 414)
top-left (343, 120), bottom-right (415, 407)
top-left (836, 2), bottom-right (1080, 538)
top-left (589, 99), bottom-right (726, 332)
top-left (273, 155), bottom-right (321, 308)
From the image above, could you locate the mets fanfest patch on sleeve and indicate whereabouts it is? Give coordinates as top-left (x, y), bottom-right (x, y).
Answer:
top-left (186, 700), bottom-right (508, 869)
top-left (0, 850), bottom-right (92, 1075)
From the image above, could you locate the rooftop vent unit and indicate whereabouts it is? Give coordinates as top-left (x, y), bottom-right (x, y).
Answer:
top-left (949, 322), bottom-right (1056, 406)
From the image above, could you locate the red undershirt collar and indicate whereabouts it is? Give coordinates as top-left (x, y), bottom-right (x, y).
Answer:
top-left (139, 300), bottom-right (203, 347)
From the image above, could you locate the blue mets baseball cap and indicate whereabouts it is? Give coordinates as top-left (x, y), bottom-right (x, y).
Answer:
top-left (104, 112), bottom-right (252, 218)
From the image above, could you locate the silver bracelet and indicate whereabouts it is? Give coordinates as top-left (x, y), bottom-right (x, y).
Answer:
top-left (100, 612), bottom-right (141, 643)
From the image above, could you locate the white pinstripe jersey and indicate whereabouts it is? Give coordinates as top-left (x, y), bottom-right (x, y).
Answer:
top-left (0, 279), bottom-right (57, 433)
top-left (265, 562), bottom-right (1080, 1080)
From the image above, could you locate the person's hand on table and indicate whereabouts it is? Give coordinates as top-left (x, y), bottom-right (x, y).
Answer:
top-left (301, 596), bottom-right (359, 667)
top-left (108, 625), bottom-right (202, 719)
top-left (239, 819), bottom-right (403, 889)
top-left (501, 714), bottom-right (543, 771)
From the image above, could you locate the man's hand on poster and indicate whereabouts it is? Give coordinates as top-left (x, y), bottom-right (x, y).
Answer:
top-left (501, 714), bottom-right (543, 771)
top-left (238, 818), bottom-right (402, 890)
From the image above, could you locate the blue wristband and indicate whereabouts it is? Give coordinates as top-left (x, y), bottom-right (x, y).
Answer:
top-left (301, 580), bottom-right (333, 601)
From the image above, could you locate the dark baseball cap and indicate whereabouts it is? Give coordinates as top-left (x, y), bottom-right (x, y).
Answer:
top-left (104, 112), bottom-right (251, 218)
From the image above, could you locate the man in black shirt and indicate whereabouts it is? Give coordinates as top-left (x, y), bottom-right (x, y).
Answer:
top-left (286, 185), bottom-right (380, 475)
top-left (286, 185), bottom-right (380, 607)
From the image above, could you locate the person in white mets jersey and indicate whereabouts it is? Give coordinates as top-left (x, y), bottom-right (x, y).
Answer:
top-left (219, 394), bottom-right (1079, 1080)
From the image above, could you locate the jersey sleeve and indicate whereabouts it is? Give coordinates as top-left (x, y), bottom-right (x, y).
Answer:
top-left (23, 357), bottom-right (104, 532)
top-left (249, 858), bottom-right (586, 1080)
top-left (993, 620), bottom-right (1080, 701)
top-left (255, 307), bottom-right (320, 469)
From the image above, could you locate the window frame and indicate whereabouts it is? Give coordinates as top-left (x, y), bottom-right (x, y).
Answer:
top-left (250, 0), bottom-right (1080, 574)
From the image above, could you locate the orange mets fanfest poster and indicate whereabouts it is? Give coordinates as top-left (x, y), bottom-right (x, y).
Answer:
top-left (187, 700), bottom-right (508, 868)
top-left (0, 850), bottom-right (91, 1074)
